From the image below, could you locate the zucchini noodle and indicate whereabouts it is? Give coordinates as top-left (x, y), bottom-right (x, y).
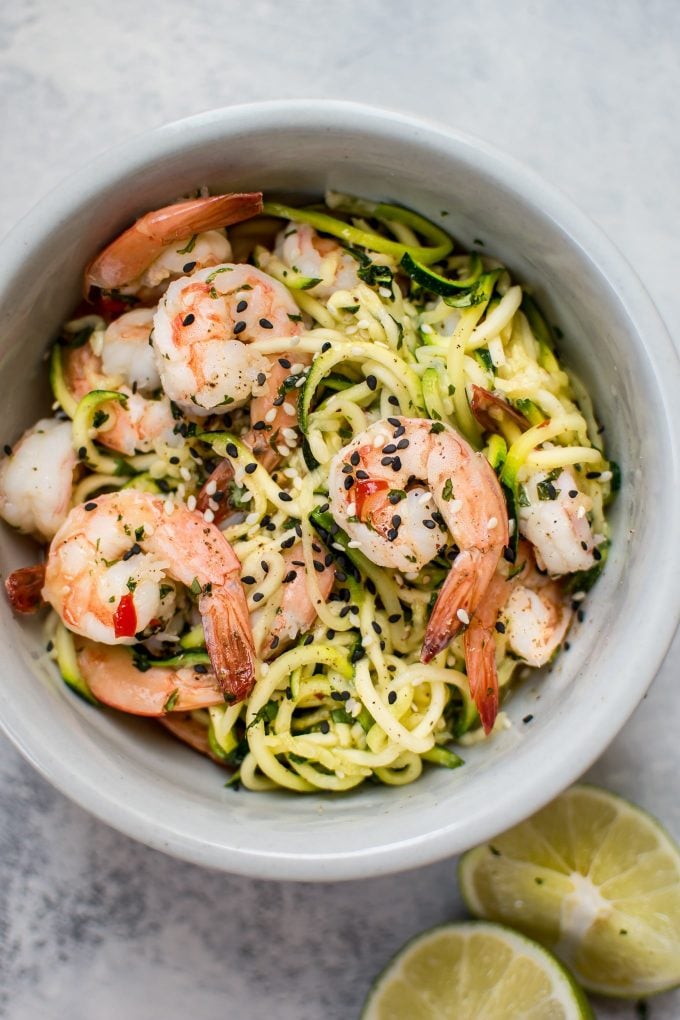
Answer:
top-left (25, 188), bottom-right (616, 796)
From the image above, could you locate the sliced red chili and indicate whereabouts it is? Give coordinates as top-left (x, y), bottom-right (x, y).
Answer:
top-left (354, 478), bottom-right (389, 520)
top-left (113, 593), bottom-right (137, 638)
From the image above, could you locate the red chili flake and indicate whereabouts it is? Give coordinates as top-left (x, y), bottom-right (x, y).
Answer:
top-left (354, 478), bottom-right (389, 519)
top-left (113, 593), bottom-right (137, 638)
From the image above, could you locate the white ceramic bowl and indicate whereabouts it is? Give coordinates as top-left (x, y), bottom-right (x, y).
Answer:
top-left (1, 102), bottom-right (679, 881)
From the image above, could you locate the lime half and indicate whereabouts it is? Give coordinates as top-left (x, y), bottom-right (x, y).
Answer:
top-left (459, 785), bottom-right (680, 997)
top-left (361, 921), bottom-right (593, 1019)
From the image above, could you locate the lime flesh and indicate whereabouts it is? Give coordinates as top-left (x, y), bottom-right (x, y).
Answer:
top-left (361, 921), bottom-right (593, 1019)
top-left (459, 785), bottom-right (680, 997)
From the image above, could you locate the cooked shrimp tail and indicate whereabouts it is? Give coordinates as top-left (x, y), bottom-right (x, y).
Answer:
top-left (85, 192), bottom-right (264, 291)
top-left (199, 582), bottom-right (256, 702)
top-left (463, 622), bottom-right (499, 735)
top-left (5, 564), bottom-right (46, 614)
top-left (421, 549), bottom-right (496, 662)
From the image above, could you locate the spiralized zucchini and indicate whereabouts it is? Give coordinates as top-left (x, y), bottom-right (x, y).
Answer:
top-left (44, 189), bottom-right (615, 794)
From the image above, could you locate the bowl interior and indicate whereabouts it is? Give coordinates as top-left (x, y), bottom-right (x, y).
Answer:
top-left (1, 103), bottom-right (678, 880)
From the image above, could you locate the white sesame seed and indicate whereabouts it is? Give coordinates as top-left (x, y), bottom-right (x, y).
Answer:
top-left (287, 335), bottom-right (300, 347)
top-left (245, 511), bottom-right (259, 525)
top-left (180, 466), bottom-right (192, 482)
top-left (187, 495), bottom-right (197, 511)
top-left (295, 377), bottom-right (305, 388)
top-left (419, 491), bottom-right (432, 506)
top-left (356, 319), bottom-right (370, 330)
top-left (599, 470), bottom-right (613, 482)
top-left (346, 325), bottom-right (358, 335)
top-left (351, 345), bottom-right (364, 356)
top-left (208, 498), bottom-right (218, 512)
top-left (290, 363), bottom-right (304, 374)
top-left (421, 323), bottom-right (433, 334)
top-left (283, 467), bottom-right (298, 478)
top-left (577, 505), bottom-right (586, 519)
top-left (379, 287), bottom-right (392, 298)
top-left (487, 516), bottom-right (498, 529)
top-left (283, 402), bottom-right (295, 416)
top-left (277, 444), bottom-right (290, 456)
top-left (571, 590), bottom-right (587, 602)
top-left (508, 518), bottom-right (516, 536)
top-left (205, 479), bottom-right (217, 496)
top-left (282, 427), bottom-right (297, 441)
top-left (361, 634), bottom-right (373, 647)
top-left (265, 408), bottom-right (277, 423)
top-left (346, 502), bottom-right (356, 517)
top-left (373, 433), bottom-right (387, 448)
top-left (457, 608), bottom-right (470, 626)
top-left (347, 540), bottom-right (362, 549)
top-left (238, 490), bottom-right (253, 502)
top-left (449, 499), bottom-right (463, 513)
top-left (203, 508), bottom-right (215, 523)
top-left (260, 662), bottom-right (270, 676)
top-left (332, 542), bottom-right (345, 552)
top-left (163, 499), bottom-right (174, 515)
top-left (336, 770), bottom-right (346, 779)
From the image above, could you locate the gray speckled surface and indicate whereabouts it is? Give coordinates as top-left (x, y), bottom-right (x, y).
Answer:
top-left (1, 2), bottom-right (679, 1017)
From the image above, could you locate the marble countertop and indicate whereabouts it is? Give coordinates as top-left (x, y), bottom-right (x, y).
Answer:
top-left (1, 3), bottom-right (678, 1017)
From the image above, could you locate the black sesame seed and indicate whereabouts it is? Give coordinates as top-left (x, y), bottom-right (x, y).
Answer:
top-left (522, 714), bottom-right (534, 724)
top-left (344, 476), bottom-right (354, 490)
top-left (391, 515), bottom-right (402, 528)
top-left (396, 438), bottom-right (409, 450)
top-left (342, 463), bottom-right (353, 474)
top-left (78, 446), bottom-right (87, 459)
top-left (350, 451), bottom-right (360, 466)
top-left (169, 456), bottom-right (180, 464)
top-left (383, 443), bottom-right (397, 454)
top-left (84, 502), bottom-right (97, 511)
top-left (380, 456), bottom-right (393, 466)
top-left (331, 691), bottom-right (343, 701)
top-left (581, 541), bottom-right (588, 551)
top-left (387, 691), bottom-right (397, 705)
top-left (273, 395), bottom-right (285, 406)
top-left (568, 489), bottom-right (578, 498)
top-left (387, 417), bottom-right (401, 427)
top-left (387, 528), bottom-right (398, 541)
top-left (367, 579), bottom-right (376, 595)
top-left (236, 299), bottom-right (248, 313)
top-left (318, 502), bottom-right (330, 514)
top-left (295, 523), bottom-right (302, 537)
top-left (313, 560), bottom-right (324, 573)
top-left (245, 462), bottom-right (257, 474)
top-left (319, 721), bottom-right (330, 734)
top-left (586, 470), bottom-right (601, 479)
top-left (388, 395), bottom-right (399, 406)
top-left (253, 420), bottom-right (267, 430)
top-left (324, 553), bottom-right (333, 566)
top-left (391, 457), bottom-right (402, 471)
top-left (321, 342), bottom-right (331, 353)
top-left (3, 445), bottom-right (11, 456)
top-left (388, 613), bottom-right (401, 623)
top-left (371, 621), bottom-right (382, 635)
top-left (356, 470), bottom-right (369, 480)
top-left (393, 425), bottom-right (406, 438)
top-left (283, 570), bottom-right (297, 583)
top-left (242, 575), bottom-right (256, 585)
top-left (233, 320), bottom-right (247, 334)
top-left (577, 609), bottom-right (585, 623)
top-left (226, 442), bottom-right (238, 458)
top-left (261, 560), bottom-right (269, 574)
top-left (279, 491), bottom-right (293, 502)
top-left (182, 313), bottom-right (195, 326)
top-left (182, 261), bottom-right (197, 273)
top-left (593, 547), bottom-right (602, 561)
top-left (339, 605), bottom-right (351, 618)
top-left (278, 358), bottom-right (291, 368)
top-left (326, 629), bottom-right (335, 640)
top-left (270, 636), bottom-right (280, 650)
top-left (281, 535), bottom-right (295, 549)
top-left (257, 372), bottom-right (267, 386)
top-left (252, 592), bottom-right (264, 603)
top-left (564, 641), bottom-right (571, 650)
top-left (303, 634), bottom-right (314, 645)
top-left (259, 318), bottom-right (273, 329)
top-left (366, 375), bottom-right (377, 391)
top-left (423, 519), bottom-right (436, 530)
top-left (46, 640), bottom-right (54, 652)
top-left (213, 491), bottom-right (225, 502)
top-left (194, 663), bottom-right (208, 674)
top-left (495, 621), bottom-right (506, 633)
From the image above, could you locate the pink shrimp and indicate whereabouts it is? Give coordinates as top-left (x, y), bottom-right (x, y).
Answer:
top-left (328, 417), bottom-right (508, 662)
top-left (464, 541), bottom-right (572, 733)
top-left (85, 193), bottom-right (263, 292)
top-left (42, 489), bottom-right (255, 701)
top-left (259, 542), bottom-right (336, 659)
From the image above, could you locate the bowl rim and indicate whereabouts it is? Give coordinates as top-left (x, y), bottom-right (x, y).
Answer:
top-left (1, 99), bottom-right (679, 881)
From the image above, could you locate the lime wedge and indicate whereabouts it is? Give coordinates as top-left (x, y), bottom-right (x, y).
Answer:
top-left (361, 921), bottom-right (593, 1019)
top-left (459, 785), bottom-right (680, 997)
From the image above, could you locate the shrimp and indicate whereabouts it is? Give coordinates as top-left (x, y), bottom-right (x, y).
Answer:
top-left (152, 264), bottom-right (302, 417)
top-left (328, 417), bottom-right (508, 660)
top-left (42, 489), bottom-right (255, 701)
top-left (0, 419), bottom-right (76, 541)
top-left (159, 712), bottom-right (225, 763)
top-left (84, 192), bottom-right (263, 292)
top-left (75, 639), bottom-right (225, 716)
top-left (519, 468), bottom-right (595, 575)
top-left (464, 541), bottom-right (572, 733)
top-left (274, 223), bottom-right (361, 298)
top-left (63, 310), bottom-right (179, 456)
top-left (259, 542), bottom-right (336, 658)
